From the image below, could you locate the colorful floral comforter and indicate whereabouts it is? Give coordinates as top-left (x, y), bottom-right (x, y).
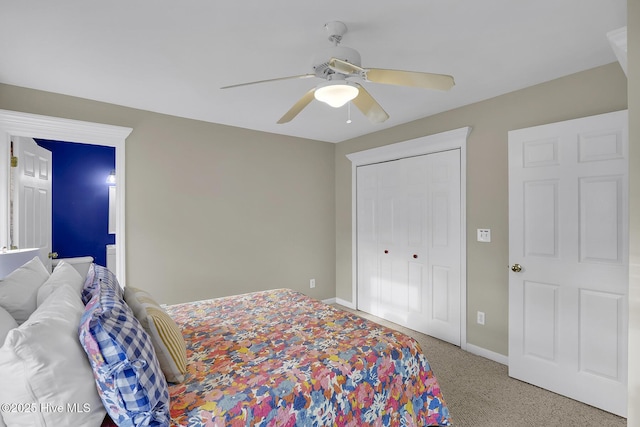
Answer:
top-left (165, 289), bottom-right (451, 426)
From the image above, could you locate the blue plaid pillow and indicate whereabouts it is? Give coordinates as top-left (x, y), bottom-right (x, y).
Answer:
top-left (78, 277), bottom-right (170, 427)
top-left (82, 263), bottom-right (124, 304)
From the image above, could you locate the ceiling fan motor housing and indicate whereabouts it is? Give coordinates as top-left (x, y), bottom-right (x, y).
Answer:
top-left (312, 46), bottom-right (362, 78)
top-left (324, 21), bottom-right (348, 41)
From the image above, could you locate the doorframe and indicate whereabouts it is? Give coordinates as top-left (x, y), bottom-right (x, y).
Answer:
top-left (0, 109), bottom-right (132, 286)
top-left (347, 126), bottom-right (471, 350)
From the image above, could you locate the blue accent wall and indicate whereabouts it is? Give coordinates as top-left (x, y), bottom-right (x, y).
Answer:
top-left (35, 139), bottom-right (115, 267)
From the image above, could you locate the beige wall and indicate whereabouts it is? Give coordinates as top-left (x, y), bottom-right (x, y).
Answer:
top-left (627, 0), bottom-right (639, 422)
top-left (335, 62), bottom-right (628, 356)
top-left (0, 84), bottom-right (336, 304)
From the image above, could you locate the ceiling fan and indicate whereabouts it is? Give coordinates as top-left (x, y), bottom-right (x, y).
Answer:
top-left (221, 21), bottom-right (455, 124)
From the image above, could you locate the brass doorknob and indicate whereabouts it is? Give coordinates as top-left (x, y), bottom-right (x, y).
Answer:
top-left (511, 263), bottom-right (522, 273)
top-left (49, 252), bottom-right (59, 259)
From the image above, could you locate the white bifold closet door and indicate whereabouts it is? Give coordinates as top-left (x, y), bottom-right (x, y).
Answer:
top-left (357, 149), bottom-right (461, 345)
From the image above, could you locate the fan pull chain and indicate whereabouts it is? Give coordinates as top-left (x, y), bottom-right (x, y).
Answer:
top-left (346, 102), bottom-right (352, 124)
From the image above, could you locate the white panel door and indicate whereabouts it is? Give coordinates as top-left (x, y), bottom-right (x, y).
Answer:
top-left (357, 149), bottom-right (461, 345)
top-left (425, 152), bottom-right (461, 344)
top-left (12, 136), bottom-right (52, 271)
top-left (356, 162), bottom-right (380, 316)
top-left (508, 110), bottom-right (628, 416)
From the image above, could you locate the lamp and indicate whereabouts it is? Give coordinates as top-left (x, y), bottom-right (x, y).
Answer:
top-left (314, 80), bottom-right (359, 108)
top-left (106, 170), bottom-right (116, 184)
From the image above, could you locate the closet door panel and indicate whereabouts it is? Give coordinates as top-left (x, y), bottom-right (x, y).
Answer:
top-left (356, 164), bottom-right (379, 316)
top-left (426, 150), bottom-right (461, 344)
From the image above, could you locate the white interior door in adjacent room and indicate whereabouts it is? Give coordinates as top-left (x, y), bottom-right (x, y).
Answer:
top-left (508, 110), bottom-right (628, 417)
top-left (11, 136), bottom-right (52, 270)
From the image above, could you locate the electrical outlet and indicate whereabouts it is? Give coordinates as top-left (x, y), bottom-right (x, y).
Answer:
top-left (310, 278), bottom-right (316, 288)
top-left (477, 311), bottom-right (485, 325)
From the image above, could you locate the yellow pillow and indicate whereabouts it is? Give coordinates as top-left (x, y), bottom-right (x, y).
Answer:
top-left (124, 286), bottom-right (187, 383)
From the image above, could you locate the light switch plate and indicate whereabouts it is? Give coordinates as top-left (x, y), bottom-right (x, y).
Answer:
top-left (477, 229), bottom-right (491, 243)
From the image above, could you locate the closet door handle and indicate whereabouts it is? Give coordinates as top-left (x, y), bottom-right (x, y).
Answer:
top-left (413, 254), bottom-right (418, 259)
top-left (384, 250), bottom-right (389, 254)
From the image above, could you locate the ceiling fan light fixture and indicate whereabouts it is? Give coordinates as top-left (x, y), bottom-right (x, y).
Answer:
top-left (314, 81), bottom-right (359, 108)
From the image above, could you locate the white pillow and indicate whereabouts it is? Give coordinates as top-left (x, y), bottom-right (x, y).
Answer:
top-left (0, 284), bottom-right (106, 427)
top-left (0, 256), bottom-right (50, 324)
top-left (36, 260), bottom-right (84, 306)
top-left (0, 305), bottom-right (18, 346)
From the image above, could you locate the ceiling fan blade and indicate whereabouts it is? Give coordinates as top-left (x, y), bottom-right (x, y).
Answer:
top-left (277, 88), bottom-right (316, 124)
top-left (221, 74), bottom-right (315, 89)
top-left (366, 68), bottom-right (455, 91)
top-left (352, 84), bottom-right (389, 124)
top-left (328, 57), bottom-right (364, 75)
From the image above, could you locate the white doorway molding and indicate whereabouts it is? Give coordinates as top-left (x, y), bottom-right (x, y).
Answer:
top-left (0, 109), bottom-right (132, 286)
top-left (347, 126), bottom-right (471, 350)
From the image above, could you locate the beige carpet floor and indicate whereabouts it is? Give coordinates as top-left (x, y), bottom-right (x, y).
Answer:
top-left (334, 305), bottom-right (626, 427)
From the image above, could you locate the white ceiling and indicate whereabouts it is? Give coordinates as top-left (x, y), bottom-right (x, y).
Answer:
top-left (0, 1), bottom-right (626, 143)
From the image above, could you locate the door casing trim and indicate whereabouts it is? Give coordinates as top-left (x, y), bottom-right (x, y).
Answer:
top-left (0, 109), bottom-right (132, 286)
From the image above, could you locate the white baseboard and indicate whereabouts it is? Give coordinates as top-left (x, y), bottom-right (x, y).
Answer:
top-left (335, 297), bottom-right (356, 309)
top-left (466, 343), bottom-right (508, 365)
top-left (322, 297), bottom-right (357, 309)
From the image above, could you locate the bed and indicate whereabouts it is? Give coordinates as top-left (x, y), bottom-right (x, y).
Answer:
top-left (164, 289), bottom-right (451, 426)
top-left (0, 259), bottom-right (452, 427)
